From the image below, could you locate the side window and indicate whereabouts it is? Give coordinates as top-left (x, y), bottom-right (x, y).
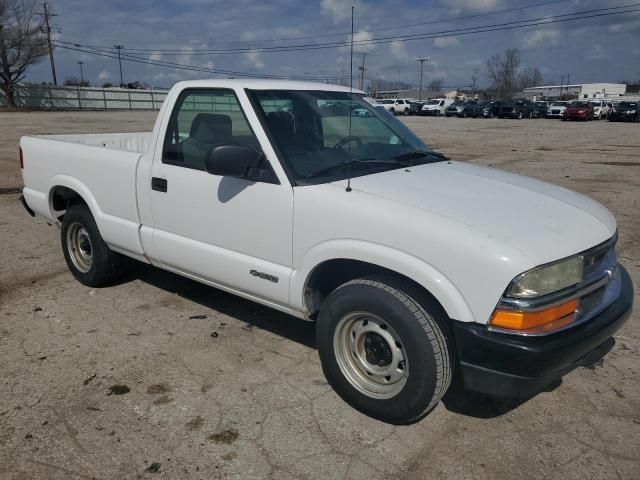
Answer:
top-left (163, 89), bottom-right (259, 171)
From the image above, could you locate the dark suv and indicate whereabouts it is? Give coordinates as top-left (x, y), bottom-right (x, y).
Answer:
top-left (609, 101), bottom-right (639, 122)
top-left (498, 99), bottom-right (534, 119)
top-left (445, 101), bottom-right (479, 118)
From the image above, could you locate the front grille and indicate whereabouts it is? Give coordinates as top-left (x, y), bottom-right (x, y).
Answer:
top-left (551, 109), bottom-right (560, 114)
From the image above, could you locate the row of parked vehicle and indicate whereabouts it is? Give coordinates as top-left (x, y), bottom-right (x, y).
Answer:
top-left (374, 97), bottom-right (639, 122)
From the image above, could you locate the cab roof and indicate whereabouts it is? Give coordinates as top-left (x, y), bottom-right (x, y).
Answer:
top-left (172, 79), bottom-right (366, 94)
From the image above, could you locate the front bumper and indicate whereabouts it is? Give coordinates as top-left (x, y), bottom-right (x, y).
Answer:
top-left (499, 111), bottom-right (520, 118)
top-left (610, 113), bottom-right (637, 121)
top-left (420, 109), bottom-right (439, 116)
top-left (564, 112), bottom-right (589, 120)
top-left (452, 265), bottom-right (633, 397)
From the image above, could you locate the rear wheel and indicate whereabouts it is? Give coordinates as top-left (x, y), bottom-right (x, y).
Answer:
top-left (317, 276), bottom-right (452, 424)
top-left (61, 204), bottom-right (123, 287)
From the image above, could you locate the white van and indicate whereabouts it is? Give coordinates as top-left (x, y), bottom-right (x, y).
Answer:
top-left (420, 98), bottom-right (454, 116)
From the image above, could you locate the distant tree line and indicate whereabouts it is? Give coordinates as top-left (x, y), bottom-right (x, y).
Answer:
top-left (486, 48), bottom-right (544, 99)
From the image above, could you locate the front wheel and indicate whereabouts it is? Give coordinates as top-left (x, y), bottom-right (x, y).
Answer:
top-left (61, 204), bottom-right (123, 287)
top-left (317, 277), bottom-right (452, 424)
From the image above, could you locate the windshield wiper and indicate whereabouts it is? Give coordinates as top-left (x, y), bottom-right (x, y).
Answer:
top-left (391, 150), bottom-right (449, 163)
top-left (304, 158), bottom-right (413, 180)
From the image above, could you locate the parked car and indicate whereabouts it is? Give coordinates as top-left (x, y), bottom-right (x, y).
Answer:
top-left (19, 79), bottom-right (633, 425)
top-left (609, 101), bottom-right (639, 122)
top-left (498, 99), bottom-right (533, 119)
top-left (546, 101), bottom-right (570, 118)
top-left (419, 98), bottom-right (454, 116)
top-left (478, 101), bottom-right (500, 118)
top-left (562, 101), bottom-right (594, 121)
top-left (409, 101), bottom-right (425, 115)
top-left (531, 101), bottom-right (549, 118)
top-left (378, 98), bottom-right (411, 116)
top-left (589, 100), bottom-right (611, 120)
top-left (445, 101), bottom-right (479, 118)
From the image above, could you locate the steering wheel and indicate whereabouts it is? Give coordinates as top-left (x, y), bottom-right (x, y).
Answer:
top-left (334, 135), bottom-right (363, 149)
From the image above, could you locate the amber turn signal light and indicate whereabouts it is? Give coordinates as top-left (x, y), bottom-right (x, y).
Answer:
top-left (490, 299), bottom-right (578, 331)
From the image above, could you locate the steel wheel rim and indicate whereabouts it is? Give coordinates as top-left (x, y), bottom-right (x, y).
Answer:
top-left (333, 312), bottom-right (408, 399)
top-left (67, 222), bottom-right (93, 273)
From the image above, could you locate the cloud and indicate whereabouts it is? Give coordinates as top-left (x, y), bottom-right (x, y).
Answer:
top-left (178, 46), bottom-right (194, 65)
top-left (523, 30), bottom-right (561, 49)
top-left (149, 51), bottom-right (163, 62)
top-left (340, 30), bottom-right (374, 54)
top-left (434, 36), bottom-right (461, 48)
top-left (97, 70), bottom-right (110, 81)
top-left (244, 50), bottom-right (264, 69)
top-left (441, 0), bottom-right (498, 12)
top-left (321, 0), bottom-right (362, 23)
top-left (389, 40), bottom-right (408, 61)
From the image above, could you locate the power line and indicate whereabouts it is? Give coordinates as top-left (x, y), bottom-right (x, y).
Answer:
top-left (53, 6), bottom-right (639, 84)
top-left (58, 0), bottom-right (574, 49)
top-left (74, 3), bottom-right (640, 55)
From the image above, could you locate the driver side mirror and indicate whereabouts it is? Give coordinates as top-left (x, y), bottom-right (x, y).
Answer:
top-left (205, 145), bottom-right (264, 179)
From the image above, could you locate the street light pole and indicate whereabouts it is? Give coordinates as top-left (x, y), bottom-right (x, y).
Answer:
top-left (416, 56), bottom-right (430, 101)
top-left (78, 61), bottom-right (84, 86)
top-left (114, 45), bottom-right (124, 86)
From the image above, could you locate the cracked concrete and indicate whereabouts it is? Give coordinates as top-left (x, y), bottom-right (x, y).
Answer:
top-left (0, 111), bottom-right (638, 479)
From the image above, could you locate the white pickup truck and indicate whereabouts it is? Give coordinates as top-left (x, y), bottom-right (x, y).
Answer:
top-left (20, 79), bottom-right (633, 424)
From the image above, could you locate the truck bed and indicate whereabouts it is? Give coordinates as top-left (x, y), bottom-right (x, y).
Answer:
top-left (20, 132), bottom-right (149, 259)
top-left (31, 132), bottom-right (153, 154)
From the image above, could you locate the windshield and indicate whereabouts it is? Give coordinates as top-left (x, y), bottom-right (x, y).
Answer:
top-left (551, 102), bottom-right (567, 106)
top-left (249, 90), bottom-right (441, 185)
top-left (379, 100), bottom-right (394, 104)
top-left (617, 102), bottom-right (637, 108)
top-left (569, 102), bottom-right (589, 108)
top-left (427, 99), bottom-right (441, 105)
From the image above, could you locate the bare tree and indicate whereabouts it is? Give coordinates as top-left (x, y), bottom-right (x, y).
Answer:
top-left (428, 78), bottom-right (443, 92)
top-left (0, 0), bottom-right (48, 107)
top-left (486, 48), bottom-right (521, 99)
top-left (518, 66), bottom-right (544, 90)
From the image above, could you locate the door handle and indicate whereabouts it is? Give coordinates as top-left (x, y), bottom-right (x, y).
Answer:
top-left (151, 177), bottom-right (167, 192)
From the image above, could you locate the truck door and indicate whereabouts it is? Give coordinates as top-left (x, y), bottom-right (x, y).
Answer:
top-left (144, 88), bottom-right (293, 309)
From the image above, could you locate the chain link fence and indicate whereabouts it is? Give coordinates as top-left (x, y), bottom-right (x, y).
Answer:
top-left (0, 85), bottom-right (169, 110)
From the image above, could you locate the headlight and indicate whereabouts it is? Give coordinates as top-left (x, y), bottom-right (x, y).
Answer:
top-left (627, 109), bottom-right (637, 114)
top-left (506, 256), bottom-right (583, 299)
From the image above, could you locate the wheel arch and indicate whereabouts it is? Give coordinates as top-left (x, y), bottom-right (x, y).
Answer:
top-left (292, 241), bottom-right (475, 323)
top-left (48, 176), bottom-right (101, 224)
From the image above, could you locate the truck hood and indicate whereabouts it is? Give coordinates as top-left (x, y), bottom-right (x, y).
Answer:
top-left (345, 161), bottom-right (615, 264)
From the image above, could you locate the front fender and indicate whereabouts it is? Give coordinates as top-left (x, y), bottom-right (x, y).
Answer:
top-left (290, 239), bottom-right (476, 323)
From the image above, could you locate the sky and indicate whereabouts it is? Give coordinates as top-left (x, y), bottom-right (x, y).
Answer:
top-left (26, 0), bottom-right (640, 90)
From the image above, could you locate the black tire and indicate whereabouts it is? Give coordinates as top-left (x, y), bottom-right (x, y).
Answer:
top-left (61, 203), bottom-right (123, 287)
top-left (389, 108), bottom-right (395, 115)
top-left (316, 276), bottom-right (452, 424)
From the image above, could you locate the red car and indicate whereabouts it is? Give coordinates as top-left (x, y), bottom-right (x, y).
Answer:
top-left (562, 101), bottom-right (594, 121)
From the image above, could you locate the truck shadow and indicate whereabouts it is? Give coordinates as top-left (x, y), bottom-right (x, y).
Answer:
top-left (441, 379), bottom-right (561, 419)
top-left (123, 260), bottom-right (317, 349)
top-left (120, 260), bottom-right (558, 419)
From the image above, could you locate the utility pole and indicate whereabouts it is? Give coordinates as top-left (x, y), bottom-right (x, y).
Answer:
top-left (472, 68), bottom-right (479, 97)
top-left (78, 61), bottom-right (84, 85)
top-left (416, 56), bottom-right (429, 101)
top-left (358, 54), bottom-right (366, 91)
top-left (566, 73), bottom-right (571, 97)
top-left (42, 2), bottom-right (57, 85)
top-left (114, 45), bottom-right (124, 87)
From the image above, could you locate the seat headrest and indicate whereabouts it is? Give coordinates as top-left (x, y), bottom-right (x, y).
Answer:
top-left (190, 113), bottom-right (232, 143)
top-left (266, 111), bottom-right (295, 136)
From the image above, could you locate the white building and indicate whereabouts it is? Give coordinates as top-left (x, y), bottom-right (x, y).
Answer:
top-left (523, 83), bottom-right (627, 101)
